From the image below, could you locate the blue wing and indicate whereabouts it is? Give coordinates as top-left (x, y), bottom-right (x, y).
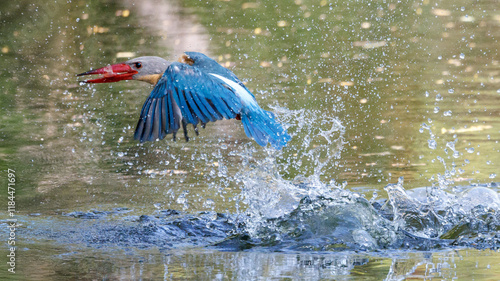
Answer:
top-left (185, 51), bottom-right (256, 99)
top-left (134, 62), bottom-right (243, 142)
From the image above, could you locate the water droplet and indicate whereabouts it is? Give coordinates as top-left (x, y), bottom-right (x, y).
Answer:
top-left (466, 147), bottom-right (474, 153)
top-left (117, 152), bottom-right (125, 157)
top-left (203, 199), bottom-right (215, 209)
top-left (341, 181), bottom-right (348, 189)
top-left (490, 174), bottom-right (497, 179)
top-left (428, 139), bottom-right (437, 149)
top-left (446, 141), bottom-right (456, 150)
top-left (436, 94), bottom-right (443, 101)
top-left (218, 166), bottom-right (228, 177)
top-left (397, 176), bottom-right (404, 185)
top-left (443, 110), bottom-right (452, 116)
top-left (448, 89), bottom-right (454, 94)
top-left (433, 106), bottom-right (440, 113)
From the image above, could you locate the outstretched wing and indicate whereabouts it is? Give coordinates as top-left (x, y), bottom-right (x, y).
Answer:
top-left (134, 62), bottom-right (243, 142)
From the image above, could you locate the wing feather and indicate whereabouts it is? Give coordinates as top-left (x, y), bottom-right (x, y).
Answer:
top-left (134, 62), bottom-right (242, 143)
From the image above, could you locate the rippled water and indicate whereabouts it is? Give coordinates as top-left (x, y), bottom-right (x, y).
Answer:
top-left (1, 0), bottom-right (499, 279)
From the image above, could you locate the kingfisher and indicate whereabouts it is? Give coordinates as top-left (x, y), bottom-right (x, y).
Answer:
top-left (78, 52), bottom-right (290, 149)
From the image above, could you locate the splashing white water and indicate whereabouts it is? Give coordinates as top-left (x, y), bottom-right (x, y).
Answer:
top-left (232, 106), bottom-right (500, 245)
top-left (233, 106), bottom-right (347, 234)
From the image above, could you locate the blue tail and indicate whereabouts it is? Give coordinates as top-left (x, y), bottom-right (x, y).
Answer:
top-left (241, 108), bottom-right (291, 149)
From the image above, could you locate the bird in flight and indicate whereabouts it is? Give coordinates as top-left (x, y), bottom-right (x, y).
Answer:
top-left (78, 52), bottom-right (290, 149)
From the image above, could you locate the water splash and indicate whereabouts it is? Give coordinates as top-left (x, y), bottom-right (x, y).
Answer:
top-left (219, 107), bottom-right (500, 251)
top-left (233, 107), bottom-right (346, 235)
top-left (15, 179), bottom-right (500, 252)
top-left (226, 108), bottom-right (398, 250)
top-left (271, 105), bottom-right (346, 180)
top-left (383, 179), bottom-right (500, 241)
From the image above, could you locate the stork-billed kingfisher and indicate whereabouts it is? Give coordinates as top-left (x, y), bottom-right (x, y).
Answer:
top-left (78, 52), bottom-right (290, 149)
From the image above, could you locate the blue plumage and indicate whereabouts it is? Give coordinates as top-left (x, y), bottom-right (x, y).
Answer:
top-left (241, 109), bottom-right (291, 149)
top-left (133, 52), bottom-right (290, 149)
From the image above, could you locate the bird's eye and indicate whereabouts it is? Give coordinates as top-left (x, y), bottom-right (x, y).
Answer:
top-left (135, 62), bottom-right (142, 69)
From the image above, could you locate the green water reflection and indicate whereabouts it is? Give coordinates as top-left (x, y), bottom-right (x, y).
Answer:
top-left (0, 0), bottom-right (499, 279)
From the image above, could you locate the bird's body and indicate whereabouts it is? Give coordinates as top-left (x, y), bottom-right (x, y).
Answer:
top-left (78, 52), bottom-right (290, 149)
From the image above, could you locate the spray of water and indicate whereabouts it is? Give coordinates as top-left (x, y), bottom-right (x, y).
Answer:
top-left (233, 107), bottom-right (346, 229)
top-left (228, 103), bottom-right (500, 250)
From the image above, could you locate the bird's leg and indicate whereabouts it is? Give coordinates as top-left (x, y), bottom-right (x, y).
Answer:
top-left (201, 122), bottom-right (206, 129)
top-left (182, 119), bottom-right (189, 142)
top-left (172, 131), bottom-right (177, 141)
top-left (193, 124), bottom-right (199, 136)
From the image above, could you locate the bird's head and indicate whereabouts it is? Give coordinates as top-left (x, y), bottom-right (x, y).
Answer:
top-left (78, 56), bottom-right (170, 85)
